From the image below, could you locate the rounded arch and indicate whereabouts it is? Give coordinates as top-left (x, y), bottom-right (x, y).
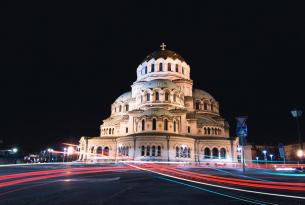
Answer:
top-left (103, 147), bottom-right (109, 156)
top-left (164, 119), bottom-right (168, 131)
top-left (212, 148), bottom-right (219, 159)
top-left (96, 146), bottom-right (103, 154)
top-left (152, 118), bottom-right (157, 130)
top-left (141, 119), bottom-right (145, 131)
top-left (204, 147), bottom-right (211, 159)
top-left (220, 148), bottom-right (226, 159)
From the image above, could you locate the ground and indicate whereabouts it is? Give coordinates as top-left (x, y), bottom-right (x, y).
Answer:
top-left (0, 163), bottom-right (304, 205)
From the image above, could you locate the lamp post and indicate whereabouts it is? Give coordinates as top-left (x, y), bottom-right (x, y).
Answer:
top-left (63, 147), bottom-right (67, 162)
top-left (263, 150), bottom-right (267, 167)
top-left (269, 154), bottom-right (273, 162)
top-left (291, 110), bottom-right (303, 163)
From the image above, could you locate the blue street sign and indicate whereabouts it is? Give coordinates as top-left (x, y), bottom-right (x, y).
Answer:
top-left (236, 116), bottom-right (248, 138)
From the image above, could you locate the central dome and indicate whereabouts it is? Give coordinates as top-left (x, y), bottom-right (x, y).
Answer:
top-left (143, 49), bottom-right (185, 63)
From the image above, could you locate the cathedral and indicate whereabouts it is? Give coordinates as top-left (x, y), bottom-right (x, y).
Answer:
top-left (79, 44), bottom-right (239, 162)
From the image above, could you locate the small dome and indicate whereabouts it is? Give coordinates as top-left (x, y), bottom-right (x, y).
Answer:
top-left (193, 89), bottom-right (215, 101)
top-left (143, 47), bottom-right (185, 63)
top-left (140, 79), bottom-right (179, 90)
top-left (115, 91), bottom-right (131, 102)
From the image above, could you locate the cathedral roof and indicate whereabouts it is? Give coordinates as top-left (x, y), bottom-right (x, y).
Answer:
top-left (142, 49), bottom-right (185, 63)
top-left (115, 91), bottom-right (132, 102)
top-left (193, 89), bottom-right (215, 101)
top-left (140, 79), bottom-right (179, 90)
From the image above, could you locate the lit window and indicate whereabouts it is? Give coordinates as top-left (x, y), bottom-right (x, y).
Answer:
top-left (175, 64), bottom-right (179, 72)
top-left (168, 63), bottom-right (171, 71)
top-left (159, 63), bottom-right (163, 71)
top-left (151, 64), bottom-right (155, 72)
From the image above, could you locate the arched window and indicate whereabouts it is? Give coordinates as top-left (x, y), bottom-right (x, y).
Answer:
top-left (168, 63), bottom-right (171, 71)
top-left (204, 147), bottom-right (211, 159)
top-left (157, 146), bottom-right (161, 156)
top-left (183, 147), bottom-right (187, 158)
top-left (180, 147), bottom-right (184, 157)
top-left (146, 93), bottom-right (150, 101)
top-left (125, 147), bottom-right (129, 156)
top-left (173, 94), bottom-right (176, 102)
top-left (103, 147), bottom-right (109, 156)
top-left (212, 148), bottom-right (219, 159)
top-left (207, 128), bottom-right (211, 135)
top-left (151, 64), bottom-right (155, 72)
top-left (159, 63), bottom-right (163, 71)
top-left (126, 127), bottom-right (128, 133)
top-left (119, 105), bottom-right (122, 112)
top-left (112, 128), bottom-right (114, 135)
top-left (146, 146), bottom-right (150, 156)
top-left (142, 119), bottom-right (145, 131)
top-left (195, 101), bottom-right (200, 110)
top-left (211, 128), bottom-right (214, 135)
top-left (125, 104), bottom-right (129, 111)
top-left (109, 129), bottom-right (111, 134)
top-left (152, 118), bottom-right (157, 130)
top-left (174, 121), bottom-right (176, 132)
top-left (175, 64), bottom-right (179, 72)
top-left (220, 148), bottom-right (226, 159)
top-left (155, 91), bottom-right (159, 101)
top-left (165, 91), bottom-right (169, 101)
top-left (152, 145), bottom-right (156, 156)
top-left (164, 119), bottom-right (168, 131)
top-left (204, 128), bottom-right (207, 134)
top-left (204, 102), bottom-right (208, 110)
top-left (219, 129), bottom-right (222, 135)
top-left (96, 147), bottom-right (103, 154)
top-left (187, 148), bottom-right (191, 158)
top-left (141, 146), bottom-right (145, 156)
top-left (176, 146), bottom-right (179, 157)
top-left (188, 126), bottom-right (191, 133)
top-left (145, 66), bottom-right (147, 74)
top-left (182, 67), bottom-right (184, 74)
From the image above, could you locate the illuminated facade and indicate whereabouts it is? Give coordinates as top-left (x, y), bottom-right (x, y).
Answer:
top-left (79, 44), bottom-right (238, 162)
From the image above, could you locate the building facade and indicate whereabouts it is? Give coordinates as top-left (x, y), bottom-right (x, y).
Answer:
top-left (79, 44), bottom-right (238, 162)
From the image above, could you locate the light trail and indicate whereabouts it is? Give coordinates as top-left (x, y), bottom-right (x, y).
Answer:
top-left (158, 177), bottom-right (278, 205)
top-left (126, 163), bottom-right (305, 200)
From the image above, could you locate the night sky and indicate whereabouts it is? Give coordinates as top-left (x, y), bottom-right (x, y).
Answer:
top-left (1, 1), bottom-right (305, 153)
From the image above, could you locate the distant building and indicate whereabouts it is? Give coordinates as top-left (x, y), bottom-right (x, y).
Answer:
top-left (284, 143), bottom-right (305, 161)
top-left (79, 44), bottom-right (239, 162)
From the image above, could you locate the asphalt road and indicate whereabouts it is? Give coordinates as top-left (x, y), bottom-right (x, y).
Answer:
top-left (0, 163), bottom-right (304, 205)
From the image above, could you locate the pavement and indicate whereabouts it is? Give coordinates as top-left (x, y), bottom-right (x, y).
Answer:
top-left (0, 163), bottom-right (304, 205)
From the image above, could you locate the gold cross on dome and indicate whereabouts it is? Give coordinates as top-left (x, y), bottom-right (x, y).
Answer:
top-left (160, 42), bottom-right (166, 50)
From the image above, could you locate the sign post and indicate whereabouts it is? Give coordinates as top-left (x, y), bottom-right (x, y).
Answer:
top-left (236, 116), bottom-right (248, 174)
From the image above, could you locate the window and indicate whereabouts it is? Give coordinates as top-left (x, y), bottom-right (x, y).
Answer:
top-left (220, 148), bottom-right (226, 159)
top-left (182, 67), bottom-right (184, 74)
top-left (152, 119), bottom-right (157, 130)
top-left (126, 147), bottom-right (129, 156)
top-left (188, 126), bottom-right (191, 133)
top-left (157, 146), bottom-right (161, 156)
top-left (168, 63), bottom-right (171, 71)
top-left (103, 147), bottom-right (109, 156)
top-left (142, 119), bottom-right (145, 131)
top-left (152, 146), bottom-right (156, 156)
top-left (164, 119), bottom-right (168, 131)
top-left (212, 148), bottom-right (219, 159)
top-left (146, 146), bottom-right (150, 156)
top-left (195, 101), bottom-right (200, 110)
top-left (159, 63), bottom-right (163, 71)
top-left (204, 102), bottom-right (208, 110)
top-left (175, 64), bottom-right (179, 72)
top-left (176, 146), bottom-right (179, 157)
top-left (165, 92), bottom-right (169, 101)
top-left (180, 147), bottom-right (184, 157)
top-left (173, 94), bottom-right (176, 102)
top-left (207, 128), bottom-right (211, 134)
top-left (204, 148), bottom-right (211, 159)
top-left (109, 129), bottom-right (111, 134)
top-left (119, 105), bottom-right (122, 112)
top-left (96, 147), bottom-right (102, 154)
top-left (141, 146), bottom-right (145, 156)
top-left (125, 104), bottom-right (129, 111)
top-left (151, 64), bottom-right (155, 72)
top-left (183, 147), bottom-right (187, 158)
top-left (204, 128), bottom-right (207, 134)
top-left (145, 66), bottom-right (147, 74)
top-left (187, 148), bottom-right (191, 158)
top-left (155, 91), bottom-right (159, 101)
top-left (112, 128), bottom-right (114, 134)
top-left (126, 127), bottom-right (128, 133)
top-left (146, 93), bottom-right (150, 101)
top-left (174, 121), bottom-right (176, 132)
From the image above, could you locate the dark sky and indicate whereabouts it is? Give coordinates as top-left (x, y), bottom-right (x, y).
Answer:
top-left (1, 1), bottom-right (305, 153)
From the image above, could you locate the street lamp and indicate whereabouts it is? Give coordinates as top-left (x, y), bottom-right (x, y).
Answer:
top-left (12, 148), bottom-right (18, 153)
top-left (47, 148), bottom-right (53, 162)
top-left (262, 150), bottom-right (267, 164)
top-left (63, 147), bottom-right (67, 162)
top-left (269, 154), bottom-right (273, 161)
top-left (291, 109), bottom-right (303, 162)
top-left (297, 150), bottom-right (304, 158)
